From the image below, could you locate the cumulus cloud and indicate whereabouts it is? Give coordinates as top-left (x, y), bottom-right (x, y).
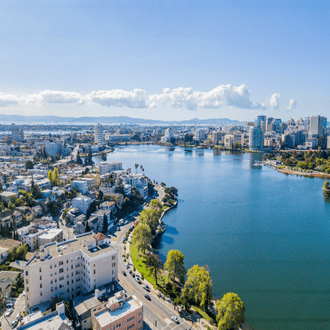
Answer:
top-left (259, 93), bottom-right (280, 110)
top-left (148, 84), bottom-right (253, 110)
top-left (26, 90), bottom-right (85, 105)
top-left (287, 98), bottom-right (297, 111)
top-left (0, 85), bottom-right (286, 111)
top-left (86, 89), bottom-right (148, 108)
top-left (0, 92), bottom-right (20, 107)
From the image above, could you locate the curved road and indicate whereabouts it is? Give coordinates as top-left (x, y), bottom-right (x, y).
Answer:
top-left (113, 223), bottom-right (192, 330)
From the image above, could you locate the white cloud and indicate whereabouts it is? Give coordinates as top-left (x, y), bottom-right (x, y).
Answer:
top-left (287, 98), bottom-right (297, 111)
top-left (26, 90), bottom-right (85, 105)
top-left (0, 86), bottom-right (287, 111)
top-left (86, 89), bottom-right (148, 108)
top-left (0, 92), bottom-right (20, 107)
top-left (148, 84), bottom-right (254, 110)
top-left (260, 93), bottom-right (280, 110)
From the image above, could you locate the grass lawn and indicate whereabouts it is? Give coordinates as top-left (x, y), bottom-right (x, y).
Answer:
top-left (130, 240), bottom-right (157, 287)
top-left (192, 306), bottom-right (216, 323)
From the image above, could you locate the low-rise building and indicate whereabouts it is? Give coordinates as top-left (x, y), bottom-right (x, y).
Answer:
top-left (72, 196), bottom-right (92, 215)
top-left (0, 247), bottom-right (9, 264)
top-left (71, 180), bottom-right (88, 194)
top-left (92, 291), bottom-right (143, 330)
top-left (18, 226), bottom-right (46, 251)
top-left (98, 162), bottom-right (123, 176)
top-left (17, 302), bottom-right (73, 330)
top-left (38, 228), bottom-right (63, 248)
top-left (80, 177), bottom-right (96, 190)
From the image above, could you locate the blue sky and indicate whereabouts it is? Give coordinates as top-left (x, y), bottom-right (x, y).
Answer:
top-left (0, 0), bottom-right (329, 121)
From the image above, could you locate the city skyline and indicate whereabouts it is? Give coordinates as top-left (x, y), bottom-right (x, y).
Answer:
top-left (0, 1), bottom-right (329, 121)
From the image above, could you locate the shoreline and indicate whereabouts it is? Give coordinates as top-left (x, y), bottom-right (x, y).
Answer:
top-left (266, 164), bottom-right (330, 179)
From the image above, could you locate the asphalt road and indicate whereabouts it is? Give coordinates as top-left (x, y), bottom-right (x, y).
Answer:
top-left (113, 223), bottom-right (193, 330)
top-left (0, 293), bottom-right (25, 330)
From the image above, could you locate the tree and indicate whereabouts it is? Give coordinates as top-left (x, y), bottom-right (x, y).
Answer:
top-left (76, 152), bottom-right (83, 165)
top-left (140, 208), bottom-right (160, 234)
top-left (87, 148), bottom-right (94, 165)
top-left (53, 168), bottom-right (60, 186)
top-left (182, 265), bottom-right (212, 310)
top-left (150, 199), bottom-right (163, 213)
top-left (145, 253), bottom-right (163, 285)
top-left (323, 181), bottom-right (329, 189)
top-left (97, 190), bottom-right (104, 201)
top-left (216, 293), bottom-right (245, 330)
top-left (48, 170), bottom-right (53, 184)
top-left (102, 214), bottom-right (108, 233)
top-left (25, 160), bottom-right (33, 170)
top-left (135, 163), bottom-right (139, 173)
top-left (101, 151), bottom-right (107, 161)
top-left (132, 224), bottom-right (153, 254)
top-left (164, 250), bottom-right (186, 284)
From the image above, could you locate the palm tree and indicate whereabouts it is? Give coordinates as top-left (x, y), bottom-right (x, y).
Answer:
top-left (135, 163), bottom-right (139, 173)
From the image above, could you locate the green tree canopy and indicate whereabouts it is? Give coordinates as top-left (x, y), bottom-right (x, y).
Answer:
top-left (182, 265), bottom-right (212, 310)
top-left (145, 253), bottom-right (163, 285)
top-left (164, 249), bottom-right (186, 284)
top-left (132, 224), bottom-right (153, 254)
top-left (216, 292), bottom-right (245, 330)
top-left (139, 208), bottom-right (160, 234)
top-left (25, 160), bottom-right (34, 170)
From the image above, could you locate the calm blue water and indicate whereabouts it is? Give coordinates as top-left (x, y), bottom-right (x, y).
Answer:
top-left (94, 145), bottom-right (330, 330)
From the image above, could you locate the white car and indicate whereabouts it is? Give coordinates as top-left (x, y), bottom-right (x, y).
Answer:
top-left (5, 308), bottom-right (13, 317)
top-left (171, 316), bottom-right (179, 324)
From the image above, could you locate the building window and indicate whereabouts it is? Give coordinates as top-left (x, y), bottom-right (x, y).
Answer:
top-left (25, 271), bottom-right (28, 276)
top-left (26, 279), bottom-right (29, 284)
top-left (40, 276), bottom-right (42, 280)
top-left (112, 262), bottom-right (116, 267)
top-left (50, 264), bottom-right (52, 269)
top-left (40, 284), bottom-right (42, 288)
top-left (40, 292), bottom-right (42, 296)
top-left (59, 268), bottom-right (64, 273)
top-left (59, 261), bottom-right (63, 266)
top-left (51, 280), bottom-right (53, 284)
top-left (112, 255), bottom-right (115, 260)
top-left (39, 267), bottom-right (42, 273)
top-left (51, 287), bottom-right (53, 292)
top-left (93, 270), bottom-right (96, 274)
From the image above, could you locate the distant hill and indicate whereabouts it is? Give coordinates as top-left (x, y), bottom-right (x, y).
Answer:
top-left (0, 114), bottom-right (243, 126)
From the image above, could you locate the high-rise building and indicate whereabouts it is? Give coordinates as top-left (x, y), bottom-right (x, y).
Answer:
top-left (11, 124), bottom-right (24, 142)
top-left (257, 115), bottom-right (267, 131)
top-left (309, 115), bottom-right (327, 136)
top-left (94, 123), bottom-right (104, 146)
top-left (249, 127), bottom-right (264, 150)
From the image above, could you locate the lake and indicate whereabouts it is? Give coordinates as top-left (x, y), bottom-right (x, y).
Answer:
top-left (94, 144), bottom-right (330, 330)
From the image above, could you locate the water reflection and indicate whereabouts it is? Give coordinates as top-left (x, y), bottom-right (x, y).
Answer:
top-left (213, 149), bottom-right (221, 156)
top-left (195, 149), bottom-right (204, 157)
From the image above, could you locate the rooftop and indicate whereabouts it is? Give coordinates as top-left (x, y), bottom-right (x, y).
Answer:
top-left (26, 232), bottom-right (116, 266)
top-left (94, 296), bottom-right (142, 328)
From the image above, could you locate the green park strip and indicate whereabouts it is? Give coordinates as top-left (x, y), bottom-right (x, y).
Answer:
top-left (129, 239), bottom-right (157, 287)
top-left (192, 306), bottom-right (215, 323)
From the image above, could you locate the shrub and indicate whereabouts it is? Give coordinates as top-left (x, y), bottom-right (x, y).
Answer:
top-left (124, 246), bottom-right (126, 251)
top-left (141, 273), bottom-right (144, 280)
top-left (126, 253), bottom-right (129, 259)
top-left (18, 288), bottom-right (23, 294)
top-left (133, 266), bottom-right (136, 272)
top-left (209, 320), bottom-right (215, 325)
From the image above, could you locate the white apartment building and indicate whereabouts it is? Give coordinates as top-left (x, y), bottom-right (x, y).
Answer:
top-left (38, 228), bottom-right (63, 248)
top-left (98, 161), bottom-right (123, 175)
top-left (71, 180), bottom-right (88, 194)
top-left (24, 232), bottom-right (118, 308)
top-left (45, 142), bottom-right (62, 157)
top-left (160, 127), bottom-right (174, 143)
top-left (72, 196), bottom-right (92, 215)
top-left (94, 124), bottom-right (104, 146)
top-left (18, 226), bottom-right (46, 251)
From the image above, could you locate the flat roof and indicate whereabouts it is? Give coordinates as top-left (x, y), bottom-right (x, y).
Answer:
top-left (27, 232), bottom-right (116, 265)
top-left (38, 228), bottom-right (63, 239)
top-left (94, 297), bottom-right (141, 328)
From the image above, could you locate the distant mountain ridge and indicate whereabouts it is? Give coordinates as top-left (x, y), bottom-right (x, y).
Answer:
top-left (0, 114), bottom-right (243, 126)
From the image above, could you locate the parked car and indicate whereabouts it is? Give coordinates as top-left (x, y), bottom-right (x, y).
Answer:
top-left (123, 257), bottom-right (126, 262)
top-left (5, 308), bottom-right (13, 317)
top-left (122, 270), bottom-right (127, 276)
top-left (171, 316), bottom-right (179, 324)
top-left (126, 264), bottom-right (130, 269)
top-left (16, 313), bottom-right (20, 320)
top-left (131, 273), bottom-right (135, 278)
top-left (144, 294), bottom-right (151, 300)
top-left (135, 277), bottom-right (141, 284)
top-left (11, 320), bottom-right (17, 329)
top-left (143, 285), bottom-right (150, 291)
top-left (6, 303), bottom-right (14, 308)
